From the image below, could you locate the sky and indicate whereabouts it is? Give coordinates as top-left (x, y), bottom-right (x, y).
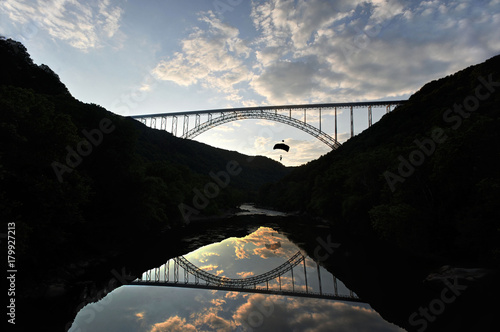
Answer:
top-left (70, 225), bottom-right (406, 332)
top-left (1, 0), bottom-right (500, 165)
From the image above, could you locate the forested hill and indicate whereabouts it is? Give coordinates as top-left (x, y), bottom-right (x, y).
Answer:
top-left (0, 37), bottom-right (289, 272)
top-left (259, 54), bottom-right (500, 266)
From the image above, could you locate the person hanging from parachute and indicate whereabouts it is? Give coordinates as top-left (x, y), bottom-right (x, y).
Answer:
top-left (273, 140), bottom-right (289, 162)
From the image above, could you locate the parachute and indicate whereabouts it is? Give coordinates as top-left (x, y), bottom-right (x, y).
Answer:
top-left (273, 141), bottom-right (290, 152)
top-left (265, 241), bottom-right (281, 250)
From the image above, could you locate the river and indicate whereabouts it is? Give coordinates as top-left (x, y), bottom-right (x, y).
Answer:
top-left (69, 204), bottom-right (405, 331)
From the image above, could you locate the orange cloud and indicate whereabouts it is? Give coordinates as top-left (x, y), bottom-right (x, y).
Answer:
top-left (196, 312), bottom-right (236, 332)
top-left (235, 244), bottom-right (249, 260)
top-left (236, 271), bottom-right (255, 278)
top-left (210, 298), bottom-right (226, 307)
top-left (224, 291), bottom-right (242, 300)
top-left (199, 264), bottom-right (218, 271)
top-left (149, 316), bottom-right (196, 332)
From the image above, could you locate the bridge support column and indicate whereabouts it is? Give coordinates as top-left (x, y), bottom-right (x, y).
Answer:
top-left (291, 266), bottom-right (295, 292)
top-left (319, 108), bottom-right (322, 132)
top-left (171, 116), bottom-right (177, 136)
top-left (368, 106), bottom-right (372, 127)
top-left (183, 115), bottom-right (189, 137)
top-left (155, 267), bottom-right (160, 282)
top-left (303, 259), bottom-right (308, 293)
top-left (161, 117), bottom-right (167, 130)
top-left (335, 107), bottom-right (338, 142)
top-left (316, 262), bottom-right (322, 295)
top-left (333, 275), bottom-right (338, 296)
top-left (174, 259), bottom-right (179, 283)
top-left (151, 117), bottom-right (156, 129)
top-left (350, 106), bottom-right (354, 138)
top-left (386, 105), bottom-right (391, 114)
top-left (195, 114), bottom-right (200, 129)
top-left (166, 261), bottom-right (169, 282)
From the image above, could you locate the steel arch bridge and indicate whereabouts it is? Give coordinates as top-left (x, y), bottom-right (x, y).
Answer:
top-left (131, 251), bottom-right (366, 303)
top-left (130, 100), bottom-right (406, 150)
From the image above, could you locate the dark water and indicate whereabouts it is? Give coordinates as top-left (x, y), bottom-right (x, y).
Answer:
top-left (69, 206), bottom-right (405, 331)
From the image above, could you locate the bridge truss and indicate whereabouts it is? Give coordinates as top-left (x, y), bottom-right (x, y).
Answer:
top-left (130, 101), bottom-right (405, 149)
top-left (131, 251), bottom-right (366, 303)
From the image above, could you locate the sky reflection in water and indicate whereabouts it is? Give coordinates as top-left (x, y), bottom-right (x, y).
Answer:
top-left (71, 226), bottom-right (405, 331)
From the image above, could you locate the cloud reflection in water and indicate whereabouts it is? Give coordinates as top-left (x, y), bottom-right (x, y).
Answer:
top-left (70, 226), bottom-right (405, 331)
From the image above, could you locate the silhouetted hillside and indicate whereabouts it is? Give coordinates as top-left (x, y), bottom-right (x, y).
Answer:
top-left (0, 37), bottom-right (290, 326)
top-left (259, 54), bottom-right (500, 266)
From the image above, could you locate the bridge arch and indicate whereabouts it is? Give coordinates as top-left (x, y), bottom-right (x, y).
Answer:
top-left (174, 251), bottom-right (305, 288)
top-left (133, 250), bottom-right (365, 302)
top-left (131, 101), bottom-right (406, 150)
top-left (182, 110), bottom-right (341, 150)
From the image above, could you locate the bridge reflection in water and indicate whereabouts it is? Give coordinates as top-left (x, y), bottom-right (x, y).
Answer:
top-left (132, 247), bottom-right (365, 303)
top-left (71, 225), bottom-right (407, 332)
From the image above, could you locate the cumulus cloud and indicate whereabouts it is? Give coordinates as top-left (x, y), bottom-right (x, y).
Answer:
top-left (233, 294), bottom-right (405, 332)
top-left (151, 11), bottom-right (252, 102)
top-left (153, 0), bottom-right (500, 107)
top-left (149, 315), bottom-right (196, 332)
top-left (236, 271), bottom-right (255, 278)
top-left (235, 243), bottom-right (249, 260)
top-left (0, 0), bottom-right (124, 51)
top-left (199, 264), bottom-right (219, 271)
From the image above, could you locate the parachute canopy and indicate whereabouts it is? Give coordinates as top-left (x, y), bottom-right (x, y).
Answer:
top-left (273, 141), bottom-right (290, 152)
top-left (265, 241), bottom-right (281, 250)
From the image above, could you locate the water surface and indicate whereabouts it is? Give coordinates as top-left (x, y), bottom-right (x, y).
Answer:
top-left (70, 207), bottom-right (405, 331)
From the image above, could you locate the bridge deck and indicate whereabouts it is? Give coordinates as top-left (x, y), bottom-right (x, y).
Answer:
top-left (130, 281), bottom-right (367, 303)
top-left (130, 100), bottom-right (406, 118)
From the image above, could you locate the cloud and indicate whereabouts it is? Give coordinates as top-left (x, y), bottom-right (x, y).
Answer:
top-left (210, 298), bottom-right (226, 307)
top-left (233, 294), bottom-right (405, 332)
top-left (199, 264), bottom-right (219, 271)
top-left (151, 11), bottom-right (252, 102)
top-left (0, 0), bottom-right (124, 51)
top-left (225, 291), bottom-right (243, 300)
top-left (235, 244), bottom-right (249, 260)
top-left (250, 60), bottom-right (324, 104)
top-left (173, 0), bottom-right (499, 106)
top-left (236, 271), bottom-right (255, 278)
top-left (193, 312), bottom-right (236, 332)
top-left (149, 315), bottom-right (196, 332)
